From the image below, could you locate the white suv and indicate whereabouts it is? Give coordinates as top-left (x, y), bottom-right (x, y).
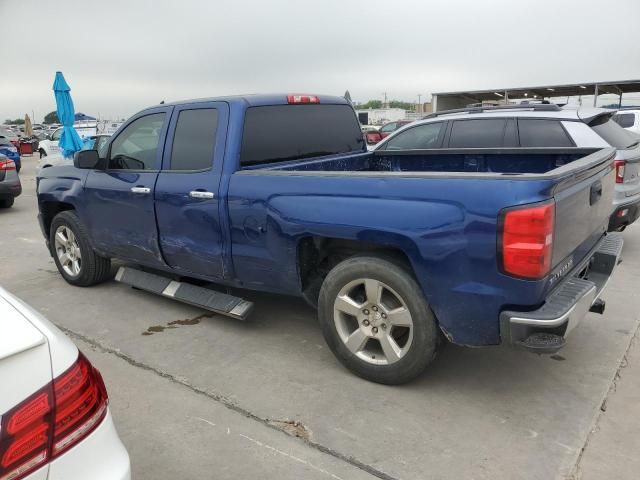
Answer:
top-left (375, 104), bottom-right (640, 231)
top-left (0, 287), bottom-right (131, 480)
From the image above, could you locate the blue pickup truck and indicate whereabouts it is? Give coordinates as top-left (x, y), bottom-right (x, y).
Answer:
top-left (37, 94), bottom-right (624, 384)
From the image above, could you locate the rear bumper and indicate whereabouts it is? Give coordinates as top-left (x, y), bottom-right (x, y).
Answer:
top-left (46, 409), bottom-right (131, 480)
top-left (500, 233), bottom-right (623, 353)
top-left (608, 196), bottom-right (640, 231)
top-left (0, 179), bottom-right (22, 199)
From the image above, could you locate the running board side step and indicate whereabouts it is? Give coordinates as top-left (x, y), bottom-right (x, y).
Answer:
top-left (115, 267), bottom-right (254, 320)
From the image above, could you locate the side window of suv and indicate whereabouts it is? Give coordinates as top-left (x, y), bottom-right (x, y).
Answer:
top-left (449, 119), bottom-right (507, 148)
top-left (109, 113), bottom-right (165, 170)
top-left (380, 122), bottom-right (397, 133)
top-left (518, 119), bottom-right (573, 147)
top-left (52, 128), bottom-right (63, 141)
top-left (385, 122), bottom-right (444, 150)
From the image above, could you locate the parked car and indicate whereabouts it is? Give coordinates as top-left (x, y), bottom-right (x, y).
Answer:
top-left (0, 127), bottom-right (20, 147)
top-left (38, 124), bottom-right (99, 158)
top-left (375, 104), bottom-right (640, 232)
top-left (0, 154), bottom-right (21, 208)
top-left (0, 136), bottom-right (22, 172)
top-left (612, 109), bottom-right (640, 135)
top-left (37, 94), bottom-right (623, 384)
top-left (38, 134), bottom-right (112, 172)
top-left (378, 120), bottom-right (413, 139)
top-left (0, 287), bottom-right (131, 480)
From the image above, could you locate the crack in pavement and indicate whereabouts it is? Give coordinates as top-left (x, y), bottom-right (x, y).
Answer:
top-left (55, 324), bottom-right (398, 480)
top-left (569, 319), bottom-right (640, 480)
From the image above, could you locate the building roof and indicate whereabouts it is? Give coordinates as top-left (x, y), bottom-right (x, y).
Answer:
top-left (433, 79), bottom-right (640, 102)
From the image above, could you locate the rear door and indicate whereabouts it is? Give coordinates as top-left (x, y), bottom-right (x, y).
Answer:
top-left (154, 102), bottom-right (229, 278)
top-left (83, 108), bottom-right (170, 266)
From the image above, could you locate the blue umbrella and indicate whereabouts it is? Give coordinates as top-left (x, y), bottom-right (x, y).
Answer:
top-left (53, 72), bottom-right (83, 158)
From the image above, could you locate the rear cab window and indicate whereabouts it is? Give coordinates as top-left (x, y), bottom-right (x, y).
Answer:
top-left (589, 114), bottom-right (639, 149)
top-left (240, 104), bottom-right (364, 166)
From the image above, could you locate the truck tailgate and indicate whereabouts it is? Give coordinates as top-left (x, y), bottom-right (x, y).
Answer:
top-left (552, 148), bottom-right (616, 273)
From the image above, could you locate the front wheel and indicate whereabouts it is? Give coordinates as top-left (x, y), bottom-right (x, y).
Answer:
top-left (39, 149), bottom-right (47, 159)
top-left (318, 255), bottom-right (439, 385)
top-left (50, 211), bottom-right (112, 286)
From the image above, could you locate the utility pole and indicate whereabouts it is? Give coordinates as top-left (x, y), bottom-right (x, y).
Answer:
top-left (382, 92), bottom-right (388, 108)
top-left (417, 94), bottom-right (422, 114)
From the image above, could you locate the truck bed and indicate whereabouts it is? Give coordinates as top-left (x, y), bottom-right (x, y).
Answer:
top-left (245, 148), bottom-right (604, 176)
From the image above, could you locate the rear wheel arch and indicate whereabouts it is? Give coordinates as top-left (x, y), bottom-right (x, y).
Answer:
top-left (297, 235), bottom-right (419, 308)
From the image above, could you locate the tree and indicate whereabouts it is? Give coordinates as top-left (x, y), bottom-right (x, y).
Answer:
top-left (44, 111), bottom-right (59, 124)
top-left (3, 119), bottom-right (11, 125)
top-left (389, 100), bottom-right (414, 110)
top-left (356, 100), bottom-right (383, 109)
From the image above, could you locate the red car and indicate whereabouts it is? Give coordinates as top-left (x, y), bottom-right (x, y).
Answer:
top-left (379, 120), bottom-right (413, 139)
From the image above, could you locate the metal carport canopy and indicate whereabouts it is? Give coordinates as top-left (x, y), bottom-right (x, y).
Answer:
top-left (432, 79), bottom-right (640, 111)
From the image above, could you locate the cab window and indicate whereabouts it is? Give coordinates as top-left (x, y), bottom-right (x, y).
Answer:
top-left (109, 114), bottom-right (165, 170)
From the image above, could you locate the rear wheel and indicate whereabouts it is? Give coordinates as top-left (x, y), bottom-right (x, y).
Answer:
top-left (318, 255), bottom-right (439, 385)
top-left (50, 211), bottom-right (112, 286)
top-left (0, 198), bottom-right (14, 208)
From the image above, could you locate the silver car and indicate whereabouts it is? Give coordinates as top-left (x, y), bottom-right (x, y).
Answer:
top-left (0, 154), bottom-right (21, 208)
top-left (375, 104), bottom-right (640, 231)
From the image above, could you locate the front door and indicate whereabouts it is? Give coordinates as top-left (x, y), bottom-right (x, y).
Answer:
top-left (83, 108), bottom-right (170, 267)
top-left (154, 102), bottom-right (229, 278)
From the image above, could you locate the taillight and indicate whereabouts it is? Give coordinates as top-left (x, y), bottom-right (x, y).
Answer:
top-left (287, 94), bottom-right (320, 104)
top-left (614, 159), bottom-right (625, 183)
top-left (0, 160), bottom-right (16, 171)
top-left (499, 201), bottom-right (555, 279)
top-left (0, 353), bottom-right (108, 480)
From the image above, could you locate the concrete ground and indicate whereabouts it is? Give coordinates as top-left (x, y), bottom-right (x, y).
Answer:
top-left (1, 156), bottom-right (639, 480)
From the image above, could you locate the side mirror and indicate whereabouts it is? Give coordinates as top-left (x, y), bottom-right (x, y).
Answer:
top-left (74, 149), bottom-right (100, 169)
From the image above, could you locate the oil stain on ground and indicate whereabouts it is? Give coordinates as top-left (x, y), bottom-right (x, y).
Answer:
top-left (142, 314), bottom-right (212, 336)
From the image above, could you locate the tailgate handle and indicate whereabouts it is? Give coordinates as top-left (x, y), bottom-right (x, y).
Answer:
top-left (590, 181), bottom-right (603, 205)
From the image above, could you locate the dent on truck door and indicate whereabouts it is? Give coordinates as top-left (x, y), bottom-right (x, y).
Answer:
top-left (154, 102), bottom-right (229, 278)
top-left (83, 110), bottom-right (169, 266)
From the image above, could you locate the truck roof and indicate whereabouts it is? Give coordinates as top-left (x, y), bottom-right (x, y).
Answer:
top-left (142, 94), bottom-right (351, 111)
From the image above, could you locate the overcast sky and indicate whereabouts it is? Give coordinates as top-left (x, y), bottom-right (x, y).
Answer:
top-left (1, 0), bottom-right (639, 122)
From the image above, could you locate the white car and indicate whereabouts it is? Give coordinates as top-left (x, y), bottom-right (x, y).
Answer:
top-left (38, 134), bottom-right (112, 172)
top-left (38, 125), bottom-right (99, 159)
top-left (0, 287), bottom-right (131, 480)
top-left (613, 109), bottom-right (640, 135)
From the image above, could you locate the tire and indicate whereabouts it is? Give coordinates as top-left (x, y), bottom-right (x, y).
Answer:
top-left (50, 211), bottom-right (112, 286)
top-left (0, 198), bottom-right (14, 208)
top-left (39, 149), bottom-right (47, 159)
top-left (318, 255), bottom-right (439, 385)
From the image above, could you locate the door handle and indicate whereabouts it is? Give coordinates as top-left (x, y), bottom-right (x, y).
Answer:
top-left (590, 181), bottom-right (603, 205)
top-left (189, 190), bottom-right (215, 199)
top-left (131, 186), bottom-right (151, 194)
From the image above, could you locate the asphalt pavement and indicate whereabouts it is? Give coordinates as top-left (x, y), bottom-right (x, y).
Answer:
top-left (1, 156), bottom-right (639, 480)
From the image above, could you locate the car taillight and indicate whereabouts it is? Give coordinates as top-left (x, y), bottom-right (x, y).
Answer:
top-left (287, 94), bottom-right (320, 104)
top-left (499, 201), bottom-right (555, 279)
top-left (614, 159), bottom-right (625, 184)
top-left (0, 160), bottom-right (16, 171)
top-left (0, 353), bottom-right (108, 480)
